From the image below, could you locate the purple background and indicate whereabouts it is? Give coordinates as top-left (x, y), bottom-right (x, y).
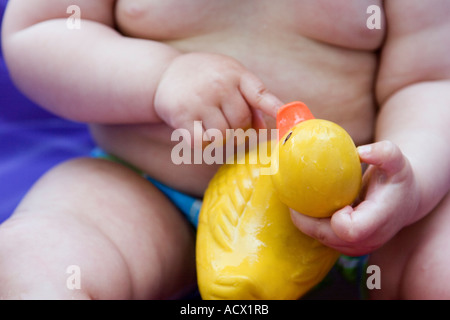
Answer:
top-left (0, 0), bottom-right (95, 223)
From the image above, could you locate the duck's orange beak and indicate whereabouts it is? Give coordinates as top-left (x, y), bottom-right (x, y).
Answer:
top-left (276, 101), bottom-right (315, 141)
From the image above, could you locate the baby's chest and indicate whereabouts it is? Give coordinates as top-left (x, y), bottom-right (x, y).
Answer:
top-left (115, 0), bottom-right (385, 50)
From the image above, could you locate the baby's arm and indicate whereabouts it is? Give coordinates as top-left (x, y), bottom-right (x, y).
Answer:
top-left (2, 0), bottom-right (173, 124)
top-left (291, 0), bottom-right (450, 255)
top-left (372, 0), bottom-right (450, 224)
top-left (2, 0), bottom-right (281, 131)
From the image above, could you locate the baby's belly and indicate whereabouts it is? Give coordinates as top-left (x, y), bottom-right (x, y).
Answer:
top-left (90, 30), bottom-right (378, 196)
top-left (107, 0), bottom-right (380, 196)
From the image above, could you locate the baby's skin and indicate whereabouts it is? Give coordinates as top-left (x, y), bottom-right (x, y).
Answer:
top-left (1, 0), bottom-right (450, 299)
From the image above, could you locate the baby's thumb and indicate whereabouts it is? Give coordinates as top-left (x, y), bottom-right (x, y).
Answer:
top-left (357, 140), bottom-right (406, 177)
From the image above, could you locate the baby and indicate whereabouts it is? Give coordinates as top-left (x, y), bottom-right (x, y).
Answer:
top-left (1, 0), bottom-right (450, 299)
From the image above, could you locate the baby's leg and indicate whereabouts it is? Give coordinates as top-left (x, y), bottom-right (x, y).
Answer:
top-left (0, 158), bottom-right (196, 299)
top-left (369, 192), bottom-right (450, 299)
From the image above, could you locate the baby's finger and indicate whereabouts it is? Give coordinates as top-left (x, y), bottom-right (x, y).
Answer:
top-left (330, 203), bottom-right (385, 245)
top-left (252, 109), bottom-right (267, 130)
top-left (175, 118), bottom-right (206, 150)
top-left (289, 209), bottom-right (340, 248)
top-left (221, 94), bottom-right (252, 130)
top-left (202, 107), bottom-right (231, 146)
top-left (357, 141), bottom-right (406, 177)
top-left (239, 73), bottom-right (283, 119)
top-left (290, 206), bottom-right (382, 256)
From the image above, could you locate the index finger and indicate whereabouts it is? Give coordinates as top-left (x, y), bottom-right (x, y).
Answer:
top-left (239, 72), bottom-right (284, 119)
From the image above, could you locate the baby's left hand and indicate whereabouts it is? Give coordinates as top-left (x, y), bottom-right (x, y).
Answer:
top-left (290, 140), bottom-right (420, 256)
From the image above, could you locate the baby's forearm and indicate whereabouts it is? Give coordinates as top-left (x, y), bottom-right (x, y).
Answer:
top-left (3, 19), bottom-right (179, 124)
top-left (375, 80), bottom-right (450, 224)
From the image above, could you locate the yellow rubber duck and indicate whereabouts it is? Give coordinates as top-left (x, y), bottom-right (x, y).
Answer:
top-left (196, 101), bottom-right (362, 300)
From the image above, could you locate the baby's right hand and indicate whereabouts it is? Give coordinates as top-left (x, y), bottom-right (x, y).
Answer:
top-left (153, 52), bottom-right (283, 147)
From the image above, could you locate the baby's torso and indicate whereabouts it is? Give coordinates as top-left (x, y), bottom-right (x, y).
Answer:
top-left (91, 0), bottom-right (385, 196)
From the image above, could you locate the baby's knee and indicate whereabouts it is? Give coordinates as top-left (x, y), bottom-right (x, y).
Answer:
top-left (0, 219), bottom-right (90, 299)
top-left (1, 157), bottom-right (196, 299)
top-left (0, 213), bottom-right (136, 300)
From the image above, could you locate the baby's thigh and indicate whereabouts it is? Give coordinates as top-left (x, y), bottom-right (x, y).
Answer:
top-left (369, 192), bottom-right (450, 299)
top-left (0, 158), bottom-right (196, 299)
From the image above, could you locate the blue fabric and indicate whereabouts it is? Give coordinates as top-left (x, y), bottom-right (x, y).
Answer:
top-left (144, 176), bottom-right (202, 228)
top-left (0, 0), bottom-right (95, 223)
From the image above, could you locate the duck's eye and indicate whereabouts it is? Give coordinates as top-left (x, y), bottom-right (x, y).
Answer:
top-left (283, 131), bottom-right (293, 145)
